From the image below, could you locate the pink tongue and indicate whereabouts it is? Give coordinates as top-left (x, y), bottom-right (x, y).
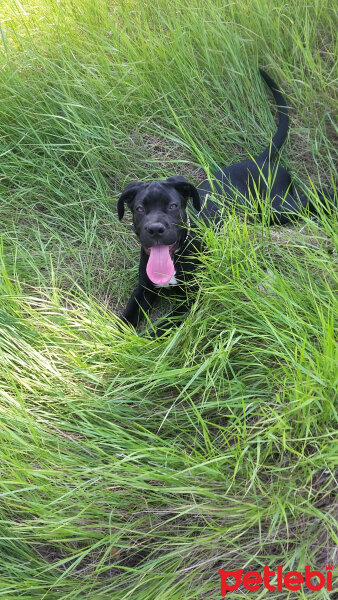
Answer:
top-left (146, 245), bottom-right (174, 285)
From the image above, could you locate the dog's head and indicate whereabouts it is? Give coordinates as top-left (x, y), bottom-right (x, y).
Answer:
top-left (117, 176), bottom-right (200, 285)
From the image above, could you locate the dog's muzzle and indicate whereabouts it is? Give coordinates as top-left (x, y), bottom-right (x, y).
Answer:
top-left (143, 217), bottom-right (190, 286)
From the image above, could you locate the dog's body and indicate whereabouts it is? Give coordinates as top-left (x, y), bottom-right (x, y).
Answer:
top-left (117, 70), bottom-right (331, 334)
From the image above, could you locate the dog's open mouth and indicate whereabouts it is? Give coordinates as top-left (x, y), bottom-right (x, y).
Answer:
top-left (144, 241), bottom-right (178, 285)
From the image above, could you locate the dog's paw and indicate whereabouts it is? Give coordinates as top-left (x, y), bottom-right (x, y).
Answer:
top-left (115, 314), bottom-right (135, 334)
top-left (147, 326), bottom-right (171, 340)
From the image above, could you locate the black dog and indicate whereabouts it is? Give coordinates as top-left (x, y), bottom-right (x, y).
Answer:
top-left (117, 69), bottom-right (330, 334)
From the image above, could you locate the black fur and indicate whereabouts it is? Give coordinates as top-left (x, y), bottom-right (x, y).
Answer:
top-left (117, 69), bottom-right (333, 336)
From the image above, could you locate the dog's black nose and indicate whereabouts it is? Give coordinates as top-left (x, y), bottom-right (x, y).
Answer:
top-left (146, 222), bottom-right (165, 236)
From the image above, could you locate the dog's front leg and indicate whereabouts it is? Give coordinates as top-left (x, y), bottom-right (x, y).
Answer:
top-left (121, 284), bottom-right (157, 328)
top-left (151, 283), bottom-right (196, 338)
top-left (152, 304), bottom-right (189, 338)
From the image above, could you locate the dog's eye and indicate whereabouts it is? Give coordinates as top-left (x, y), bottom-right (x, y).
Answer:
top-left (169, 203), bottom-right (178, 210)
top-left (136, 206), bottom-right (144, 213)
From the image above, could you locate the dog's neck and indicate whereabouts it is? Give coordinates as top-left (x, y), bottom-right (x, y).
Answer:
top-left (182, 214), bottom-right (191, 245)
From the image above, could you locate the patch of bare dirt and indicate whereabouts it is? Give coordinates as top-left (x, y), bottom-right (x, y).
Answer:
top-left (131, 131), bottom-right (207, 184)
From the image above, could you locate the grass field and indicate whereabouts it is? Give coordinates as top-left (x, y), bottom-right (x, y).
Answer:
top-left (0, 1), bottom-right (337, 598)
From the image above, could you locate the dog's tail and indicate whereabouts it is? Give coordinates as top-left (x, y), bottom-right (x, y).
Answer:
top-left (257, 69), bottom-right (289, 164)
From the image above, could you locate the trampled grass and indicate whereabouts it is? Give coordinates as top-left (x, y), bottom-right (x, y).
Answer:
top-left (0, 1), bottom-right (337, 598)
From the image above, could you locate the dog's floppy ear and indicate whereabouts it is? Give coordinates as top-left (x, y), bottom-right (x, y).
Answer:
top-left (117, 181), bottom-right (146, 220)
top-left (165, 176), bottom-right (201, 212)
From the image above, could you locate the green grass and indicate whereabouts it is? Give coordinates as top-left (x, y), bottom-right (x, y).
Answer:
top-left (0, 1), bottom-right (337, 598)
